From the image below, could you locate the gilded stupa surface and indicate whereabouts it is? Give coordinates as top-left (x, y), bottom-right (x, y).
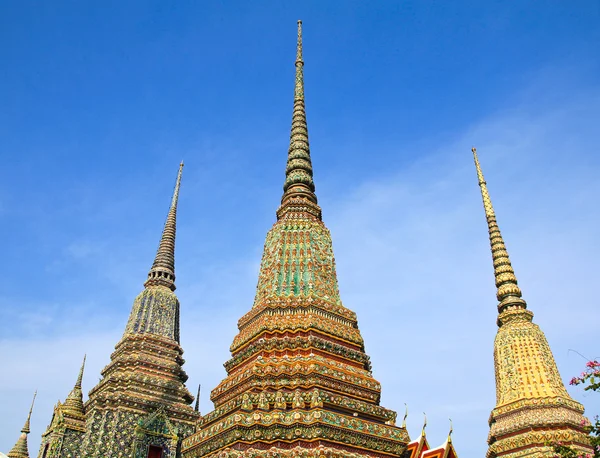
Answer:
top-left (471, 148), bottom-right (593, 458)
top-left (182, 21), bottom-right (409, 458)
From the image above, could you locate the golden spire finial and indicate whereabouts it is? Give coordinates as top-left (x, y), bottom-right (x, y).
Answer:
top-left (402, 403), bottom-right (408, 428)
top-left (421, 412), bottom-right (427, 436)
top-left (448, 418), bottom-right (453, 441)
top-left (145, 163), bottom-right (184, 291)
top-left (279, 20), bottom-right (319, 214)
top-left (472, 147), bottom-right (527, 315)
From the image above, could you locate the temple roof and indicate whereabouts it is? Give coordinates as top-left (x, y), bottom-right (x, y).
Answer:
top-left (421, 439), bottom-right (457, 458)
top-left (405, 420), bottom-right (457, 458)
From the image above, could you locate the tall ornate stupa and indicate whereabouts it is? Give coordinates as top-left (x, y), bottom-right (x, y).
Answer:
top-left (471, 147), bottom-right (593, 457)
top-left (182, 20), bottom-right (409, 458)
top-left (37, 162), bottom-right (199, 458)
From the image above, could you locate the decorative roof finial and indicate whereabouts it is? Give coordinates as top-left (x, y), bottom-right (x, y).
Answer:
top-left (280, 20), bottom-right (318, 211)
top-left (63, 355), bottom-right (86, 417)
top-left (76, 354), bottom-right (86, 388)
top-left (422, 412), bottom-right (427, 436)
top-left (145, 162), bottom-right (184, 291)
top-left (402, 403), bottom-right (408, 428)
top-left (472, 147), bottom-right (527, 314)
top-left (194, 384), bottom-right (201, 413)
top-left (23, 391), bottom-right (36, 434)
top-left (7, 392), bottom-right (36, 458)
top-left (448, 418), bottom-right (453, 440)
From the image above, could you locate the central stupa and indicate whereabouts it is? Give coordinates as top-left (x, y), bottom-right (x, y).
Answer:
top-left (182, 21), bottom-right (409, 458)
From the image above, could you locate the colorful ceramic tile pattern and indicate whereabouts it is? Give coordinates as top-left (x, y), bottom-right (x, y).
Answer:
top-left (182, 20), bottom-right (409, 458)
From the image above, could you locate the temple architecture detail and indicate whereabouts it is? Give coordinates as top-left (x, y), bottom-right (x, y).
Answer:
top-left (4, 20), bottom-right (598, 458)
top-left (75, 161), bottom-right (199, 458)
top-left (182, 20), bottom-right (409, 458)
top-left (405, 417), bottom-right (457, 458)
top-left (471, 148), bottom-right (593, 458)
top-left (7, 393), bottom-right (36, 458)
top-left (37, 357), bottom-right (87, 457)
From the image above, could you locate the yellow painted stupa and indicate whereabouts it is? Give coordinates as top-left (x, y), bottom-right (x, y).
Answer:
top-left (472, 147), bottom-right (593, 457)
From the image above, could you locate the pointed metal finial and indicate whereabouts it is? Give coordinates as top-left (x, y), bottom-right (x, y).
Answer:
top-left (472, 147), bottom-right (527, 315)
top-left (402, 403), bottom-right (408, 428)
top-left (422, 412), bottom-right (427, 435)
top-left (194, 384), bottom-right (201, 412)
top-left (75, 354), bottom-right (86, 388)
top-left (279, 20), bottom-right (319, 214)
top-left (21, 391), bottom-right (36, 434)
top-left (63, 355), bottom-right (86, 417)
top-left (296, 20), bottom-right (303, 65)
top-left (448, 418), bottom-right (453, 439)
top-left (145, 163), bottom-right (184, 291)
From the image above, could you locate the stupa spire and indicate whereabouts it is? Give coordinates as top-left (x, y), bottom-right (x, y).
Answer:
top-left (76, 354), bottom-right (86, 388)
top-left (280, 20), bottom-right (318, 209)
top-left (194, 384), bottom-right (201, 413)
top-left (23, 391), bottom-right (36, 435)
top-left (7, 391), bottom-right (36, 458)
top-left (145, 161), bottom-right (184, 291)
top-left (472, 147), bottom-right (526, 314)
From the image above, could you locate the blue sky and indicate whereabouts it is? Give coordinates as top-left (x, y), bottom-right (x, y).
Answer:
top-left (1, 2), bottom-right (599, 456)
